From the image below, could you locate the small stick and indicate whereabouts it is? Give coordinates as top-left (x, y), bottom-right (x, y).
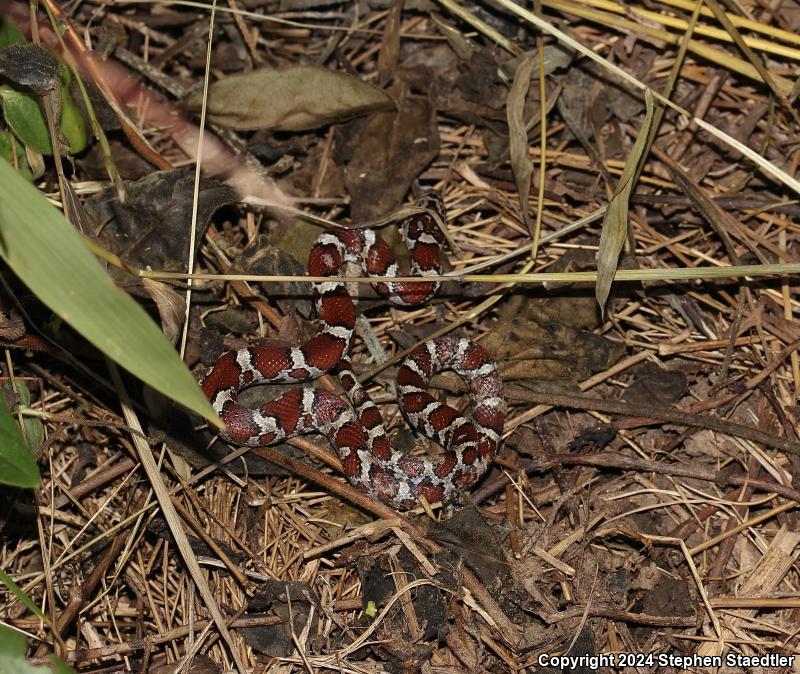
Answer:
top-left (504, 386), bottom-right (800, 456)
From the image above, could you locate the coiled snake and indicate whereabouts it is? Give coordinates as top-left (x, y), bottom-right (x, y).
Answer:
top-left (202, 194), bottom-right (503, 510)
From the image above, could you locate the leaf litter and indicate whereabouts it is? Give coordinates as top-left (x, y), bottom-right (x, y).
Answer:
top-left (0, 0), bottom-right (799, 672)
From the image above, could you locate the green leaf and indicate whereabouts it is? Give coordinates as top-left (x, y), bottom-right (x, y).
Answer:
top-left (0, 158), bottom-right (222, 428)
top-left (0, 129), bottom-right (33, 181)
top-left (57, 64), bottom-right (87, 155)
top-left (0, 625), bottom-right (74, 674)
top-left (0, 626), bottom-right (25, 655)
top-left (48, 658), bottom-right (76, 674)
top-left (0, 393), bottom-right (39, 487)
top-left (595, 89), bottom-right (655, 311)
top-left (2, 383), bottom-right (44, 454)
top-left (0, 585), bottom-right (77, 673)
top-left (0, 19), bottom-right (26, 49)
top-left (0, 36), bottom-right (88, 155)
top-left (0, 84), bottom-right (51, 155)
top-left (0, 570), bottom-right (47, 623)
top-left (59, 94), bottom-right (87, 155)
top-left (0, 625), bottom-right (47, 674)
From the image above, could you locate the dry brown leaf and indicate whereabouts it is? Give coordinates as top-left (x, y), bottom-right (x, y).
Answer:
top-left (339, 85), bottom-right (439, 220)
top-left (595, 89), bottom-right (654, 312)
top-left (506, 52), bottom-right (536, 235)
top-left (377, 0), bottom-right (403, 87)
top-left (499, 44), bottom-right (573, 80)
top-left (141, 278), bottom-right (185, 346)
top-left (185, 65), bottom-right (396, 131)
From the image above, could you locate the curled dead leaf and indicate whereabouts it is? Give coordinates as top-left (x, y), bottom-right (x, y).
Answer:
top-left (141, 278), bottom-right (186, 346)
top-left (506, 52), bottom-right (535, 234)
top-left (595, 89), bottom-right (654, 312)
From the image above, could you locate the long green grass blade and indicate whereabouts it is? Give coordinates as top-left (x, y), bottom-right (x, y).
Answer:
top-left (0, 159), bottom-right (221, 427)
top-left (0, 570), bottom-right (47, 622)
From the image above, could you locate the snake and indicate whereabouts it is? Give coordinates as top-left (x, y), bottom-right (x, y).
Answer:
top-left (201, 193), bottom-right (504, 510)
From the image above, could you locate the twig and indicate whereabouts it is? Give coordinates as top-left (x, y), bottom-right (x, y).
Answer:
top-left (504, 386), bottom-right (800, 456)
